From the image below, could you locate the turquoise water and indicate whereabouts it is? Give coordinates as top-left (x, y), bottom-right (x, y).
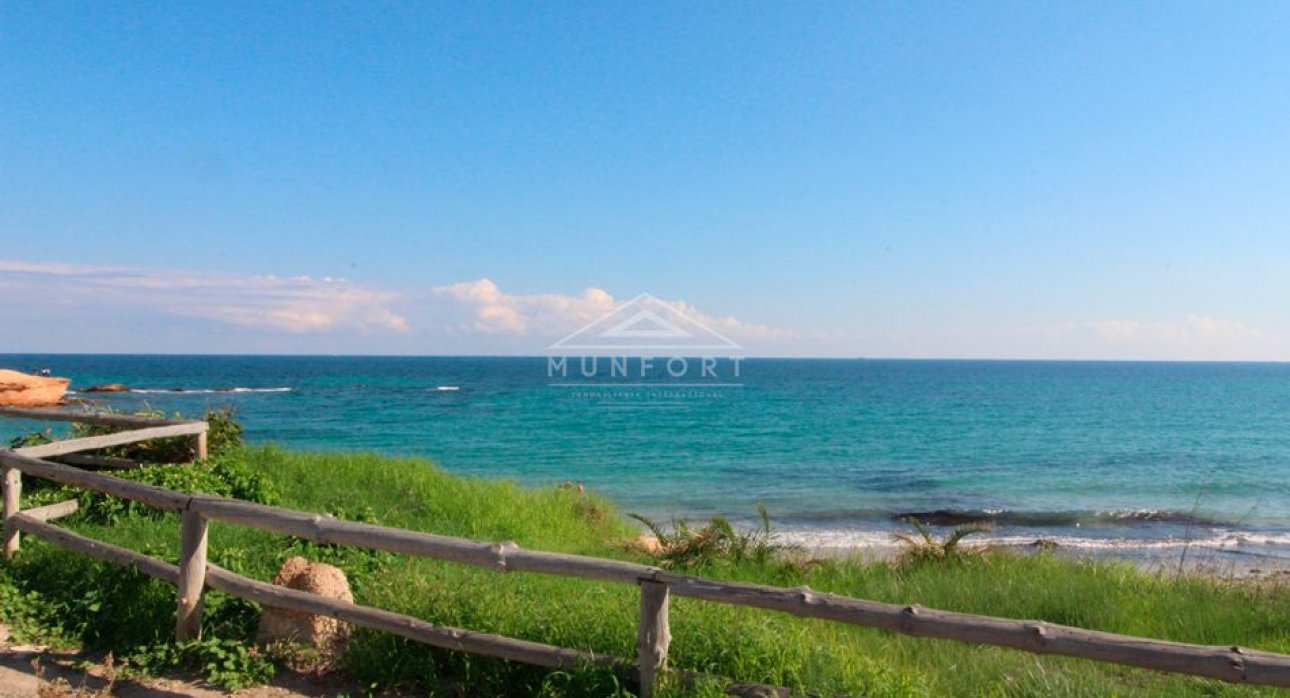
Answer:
top-left (4, 355), bottom-right (1289, 560)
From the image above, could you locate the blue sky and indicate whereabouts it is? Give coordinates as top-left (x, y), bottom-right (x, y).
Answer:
top-left (2, 2), bottom-right (1288, 358)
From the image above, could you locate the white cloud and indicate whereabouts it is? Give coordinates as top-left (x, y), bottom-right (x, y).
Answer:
top-left (431, 278), bottom-right (605, 334)
top-left (0, 262), bottom-right (793, 354)
top-left (5, 259), bottom-right (1283, 359)
top-left (0, 259), bottom-right (410, 334)
top-left (432, 278), bottom-right (792, 342)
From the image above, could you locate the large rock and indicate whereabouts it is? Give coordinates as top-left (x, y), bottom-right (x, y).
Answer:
top-left (0, 369), bottom-right (70, 407)
top-left (892, 509), bottom-right (993, 527)
top-left (256, 557), bottom-right (353, 651)
top-left (83, 383), bottom-right (129, 393)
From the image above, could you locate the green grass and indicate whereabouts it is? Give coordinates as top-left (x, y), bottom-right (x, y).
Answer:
top-left (2, 445), bottom-right (1288, 696)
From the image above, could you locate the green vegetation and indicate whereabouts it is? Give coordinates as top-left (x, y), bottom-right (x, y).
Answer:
top-left (123, 638), bottom-right (275, 691)
top-left (629, 505), bottom-right (787, 570)
top-left (2, 426), bottom-right (1288, 696)
top-left (7, 408), bottom-right (244, 463)
top-left (891, 520), bottom-right (993, 565)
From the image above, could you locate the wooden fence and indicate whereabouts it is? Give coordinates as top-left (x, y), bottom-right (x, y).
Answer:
top-left (2, 408), bottom-right (1289, 696)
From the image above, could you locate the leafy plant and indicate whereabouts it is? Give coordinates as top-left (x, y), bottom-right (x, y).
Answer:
top-left (3, 551), bottom-right (177, 648)
top-left (200, 409), bottom-right (245, 459)
top-left (893, 520), bottom-right (992, 565)
top-left (629, 505), bottom-right (791, 569)
top-left (54, 455), bottom-right (279, 525)
top-left (65, 408), bottom-right (243, 464)
top-left (0, 568), bottom-right (75, 647)
top-left (124, 637), bottom-right (274, 691)
top-left (9, 408), bottom-right (244, 466)
top-left (8, 428), bottom-right (54, 449)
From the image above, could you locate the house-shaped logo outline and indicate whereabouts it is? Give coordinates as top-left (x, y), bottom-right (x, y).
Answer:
top-left (548, 293), bottom-right (741, 352)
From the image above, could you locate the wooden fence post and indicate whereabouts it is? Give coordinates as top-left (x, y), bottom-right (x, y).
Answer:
top-left (2, 466), bottom-right (21, 561)
top-left (637, 580), bottom-right (671, 698)
top-left (176, 507), bottom-right (209, 641)
top-left (195, 429), bottom-right (208, 460)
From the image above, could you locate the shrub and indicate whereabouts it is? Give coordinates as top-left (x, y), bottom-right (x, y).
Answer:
top-left (8, 428), bottom-right (53, 449)
top-left (629, 505), bottom-right (792, 570)
top-left (25, 455), bottom-right (279, 526)
top-left (68, 408), bottom-right (243, 463)
top-left (8, 408), bottom-right (244, 463)
top-left (15, 411), bottom-right (276, 522)
top-left (892, 520), bottom-right (992, 565)
top-left (124, 637), bottom-right (275, 690)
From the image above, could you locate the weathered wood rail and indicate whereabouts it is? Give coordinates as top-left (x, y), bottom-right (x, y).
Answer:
top-left (1, 409), bottom-right (206, 560)
top-left (0, 406), bottom-right (193, 429)
top-left (2, 410), bottom-right (1289, 696)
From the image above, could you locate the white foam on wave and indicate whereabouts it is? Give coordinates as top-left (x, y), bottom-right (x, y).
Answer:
top-left (774, 531), bottom-right (903, 550)
top-left (773, 529), bottom-right (1290, 553)
top-left (434, 386), bottom-right (460, 391)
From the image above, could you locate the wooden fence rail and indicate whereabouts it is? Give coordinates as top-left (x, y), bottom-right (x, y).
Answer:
top-left (0, 406), bottom-right (192, 429)
top-left (16, 423), bottom-right (208, 460)
top-left (2, 412), bottom-right (1289, 696)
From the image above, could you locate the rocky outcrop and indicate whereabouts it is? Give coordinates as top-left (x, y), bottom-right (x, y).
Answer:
top-left (256, 557), bottom-right (353, 651)
top-left (83, 383), bottom-right (129, 393)
top-left (0, 369), bottom-right (70, 407)
top-left (892, 510), bottom-right (993, 527)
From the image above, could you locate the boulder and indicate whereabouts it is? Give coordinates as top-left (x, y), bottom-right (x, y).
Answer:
top-left (0, 369), bottom-right (70, 407)
top-left (83, 383), bottom-right (129, 393)
top-left (256, 557), bottom-right (353, 650)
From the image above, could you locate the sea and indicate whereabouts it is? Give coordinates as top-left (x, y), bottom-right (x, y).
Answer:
top-left (3, 355), bottom-right (1289, 567)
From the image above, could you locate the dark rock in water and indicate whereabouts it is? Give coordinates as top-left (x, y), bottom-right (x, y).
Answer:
top-left (84, 383), bottom-right (129, 393)
top-left (893, 509), bottom-right (993, 526)
top-left (1031, 538), bottom-right (1060, 550)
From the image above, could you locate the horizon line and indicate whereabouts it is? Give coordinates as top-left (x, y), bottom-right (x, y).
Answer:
top-left (2, 351), bottom-right (1289, 365)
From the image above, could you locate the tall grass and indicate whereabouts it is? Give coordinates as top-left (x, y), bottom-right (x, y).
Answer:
top-left (2, 446), bottom-right (1287, 696)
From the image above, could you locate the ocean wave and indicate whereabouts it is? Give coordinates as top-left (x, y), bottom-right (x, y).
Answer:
top-left (775, 529), bottom-right (1290, 553)
top-left (890, 508), bottom-right (1230, 528)
top-left (434, 386), bottom-right (460, 391)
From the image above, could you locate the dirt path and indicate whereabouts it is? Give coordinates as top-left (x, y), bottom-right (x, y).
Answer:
top-left (0, 632), bottom-right (368, 698)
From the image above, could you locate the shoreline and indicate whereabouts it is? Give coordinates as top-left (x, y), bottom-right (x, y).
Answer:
top-left (781, 534), bottom-right (1290, 578)
top-left (633, 508), bottom-right (1290, 577)
top-left (634, 516), bottom-right (1290, 578)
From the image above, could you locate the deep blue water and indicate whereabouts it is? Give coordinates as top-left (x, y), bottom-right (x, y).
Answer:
top-left (4, 355), bottom-right (1289, 560)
